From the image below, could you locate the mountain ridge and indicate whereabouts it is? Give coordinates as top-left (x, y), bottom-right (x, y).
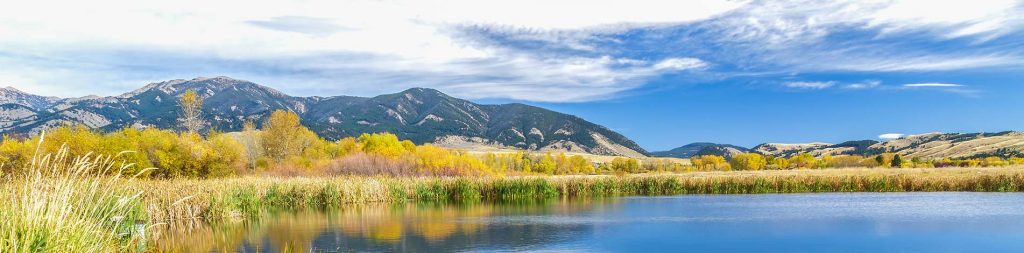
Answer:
top-left (651, 142), bottom-right (750, 158)
top-left (0, 77), bottom-right (648, 157)
top-left (655, 132), bottom-right (1024, 160)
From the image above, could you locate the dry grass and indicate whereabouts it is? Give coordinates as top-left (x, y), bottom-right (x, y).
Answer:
top-left (131, 166), bottom-right (1024, 223)
top-left (0, 146), bottom-right (149, 252)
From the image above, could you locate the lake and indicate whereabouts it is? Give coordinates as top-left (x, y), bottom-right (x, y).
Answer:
top-left (153, 192), bottom-right (1024, 252)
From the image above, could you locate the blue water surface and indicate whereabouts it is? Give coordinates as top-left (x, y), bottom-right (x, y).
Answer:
top-left (156, 192), bottom-right (1024, 252)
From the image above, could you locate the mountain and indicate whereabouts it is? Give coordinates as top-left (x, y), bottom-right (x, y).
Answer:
top-left (0, 86), bottom-right (60, 110)
top-left (0, 77), bottom-right (647, 157)
top-left (864, 132), bottom-right (1024, 159)
top-left (752, 141), bottom-right (879, 157)
top-left (652, 142), bottom-right (750, 158)
top-left (657, 131), bottom-right (1024, 160)
top-left (750, 132), bottom-right (1024, 159)
top-left (752, 142), bottom-right (833, 157)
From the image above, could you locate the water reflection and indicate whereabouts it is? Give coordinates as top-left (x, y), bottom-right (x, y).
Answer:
top-left (151, 198), bottom-right (617, 252)
top-left (153, 193), bottom-right (1024, 252)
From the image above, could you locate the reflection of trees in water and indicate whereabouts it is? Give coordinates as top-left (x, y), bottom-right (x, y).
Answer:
top-left (152, 198), bottom-right (619, 252)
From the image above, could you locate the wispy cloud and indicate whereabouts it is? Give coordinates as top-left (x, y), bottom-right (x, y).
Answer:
top-left (845, 80), bottom-right (882, 89)
top-left (246, 16), bottom-right (350, 37)
top-left (903, 83), bottom-right (964, 87)
top-left (783, 81), bottom-right (835, 89)
top-left (774, 80), bottom-right (981, 98)
top-left (900, 83), bottom-right (981, 97)
top-left (673, 0), bottom-right (1024, 73)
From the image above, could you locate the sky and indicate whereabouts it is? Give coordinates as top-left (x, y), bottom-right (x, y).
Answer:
top-left (1, 0), bottom-right (1023, 151)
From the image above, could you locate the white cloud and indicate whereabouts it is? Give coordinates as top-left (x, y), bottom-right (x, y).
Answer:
top-left (430, 55), bottom-right (706, 102)
top-left (783, 81), bottom-right (835, 89)
top-left (898, 83), bottom-right (980, 97)
top-left (903, 83), bottom-right (965, 87)
top-left (878, 133), bottom-right (905, 140)
top-left (866, 0), bottom-right (1022, 39)
top-left (715, 0), bottom-right (1023, 45)
top-left (652, 58), bottom-right (708, 71)
top-left (845, 80), bottom-right (881, 89)
top-left (698, 0), bottom-right (1024, 72)
top-left (831, 55), bottom-right (1022, 72)
top-left (0, 0), bottom-right (1021, 100)
top-left (0, 0), bottom-right (739, 101)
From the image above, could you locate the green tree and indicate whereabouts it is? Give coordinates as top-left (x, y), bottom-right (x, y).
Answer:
top-left (891, 154), bottom-right (903, 168)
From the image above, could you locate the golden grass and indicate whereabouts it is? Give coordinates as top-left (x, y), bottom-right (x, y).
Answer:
top-left (0, 146), bottom-right (149, 252)
top-left (128, 166), bottom-right (1024, 223)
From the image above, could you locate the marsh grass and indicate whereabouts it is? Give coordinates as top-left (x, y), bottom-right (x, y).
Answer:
top-left (0, 144), bottom-right (151, 252)
top-left (134, 166), bottom-right (1024, 224)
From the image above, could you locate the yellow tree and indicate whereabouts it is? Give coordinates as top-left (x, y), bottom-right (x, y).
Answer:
top-left (691, 155), bottom-right (728, 171)
top-left (768, 156), bottom-right (790, 170)
top-left (874, 153), bottom-right (897, 168)
top-left (238, 120), bottom-right (262, 169)
top-left (535, 153), bottom-right (556, 175)
top-left (358, 132), bottom-right (414, 158)
top-left (179, 89), bottom-right (205, 133)
top-left (568, 155), bottom-right (594, 174)
top-left (788, 153), bottom-right (819, 169)
top-left (260, 110), bottom-right (317, 161)
top-left (829, 155), bottom-right (864, 168)
top-left (730, 153), bottom-right (767, 170)
top-left (610, 157), bottom-right (640, 173)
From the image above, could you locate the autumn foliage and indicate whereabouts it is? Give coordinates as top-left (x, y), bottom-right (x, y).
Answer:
top-left (1, 110), bottom-right (658, 178)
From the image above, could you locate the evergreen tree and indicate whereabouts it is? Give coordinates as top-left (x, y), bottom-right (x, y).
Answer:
top-left (891, 154), bottom-right (904, 168)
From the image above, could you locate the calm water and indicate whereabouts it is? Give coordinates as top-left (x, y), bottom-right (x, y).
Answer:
top-left (154, 193), bottom-right (1024, 252)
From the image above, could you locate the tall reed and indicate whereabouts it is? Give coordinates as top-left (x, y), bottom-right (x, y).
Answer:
top-left (0, 142), bottom-right (151, 252)
top-left (136, 167), bottom-right (1024, 223)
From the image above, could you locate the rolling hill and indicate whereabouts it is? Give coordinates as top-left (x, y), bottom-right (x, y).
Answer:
top-left (651, 142), bottom-right (750, 158)
top-left (656, 133), bottom-right (1024, 160)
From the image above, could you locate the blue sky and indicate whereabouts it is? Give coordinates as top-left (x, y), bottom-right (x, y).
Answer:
top-left (1, 0), bottom-right (1023, 150)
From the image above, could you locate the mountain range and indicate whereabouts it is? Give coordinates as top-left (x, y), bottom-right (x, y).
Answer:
top-left (6, 77), bottom-right (1022, 160)
top-left (0, 77), bottom-right (647, 157)
top-left (655, 132), bottom-right (1024, 159)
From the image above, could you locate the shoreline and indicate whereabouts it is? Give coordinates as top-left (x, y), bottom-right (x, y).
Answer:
top-left (135, 166), bottom-right (1024, 223)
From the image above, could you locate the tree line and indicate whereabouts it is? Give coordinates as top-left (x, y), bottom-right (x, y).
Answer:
top-left (0, 110), bottom-right (641, 178)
